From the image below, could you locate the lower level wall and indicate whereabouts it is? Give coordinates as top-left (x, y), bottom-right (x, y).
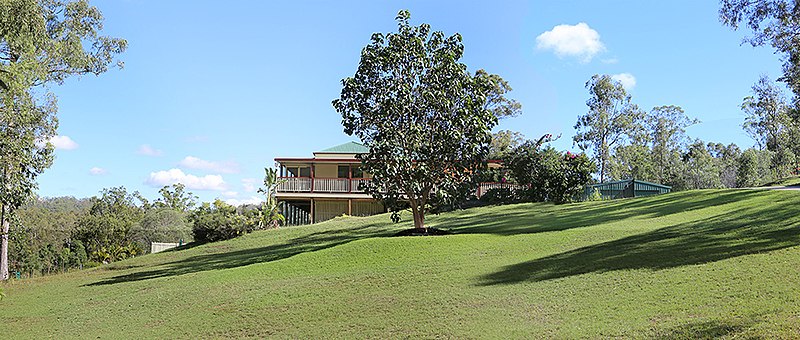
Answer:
top-left (280, 199), bottom-right (386, 225)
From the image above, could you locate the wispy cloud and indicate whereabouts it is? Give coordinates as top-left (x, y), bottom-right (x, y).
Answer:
top-left (145, 168), bottom-right (227, 191)
top-left (50, 135), bottom-right (79, 150)
top-left (178, 156), bottom-right (239, 174)
top-left (611, 73), bottom-right (637, 90)
top-left (137, 144), bottom-right (163, 157)
top-left (89, 167), bottom-right (107, 175)
top-left (224, 196), bottom-right (263, 206)
top-left (241, 178), bottom-right (258, 193)
top-left (536, 22), bottom-right (605, 63)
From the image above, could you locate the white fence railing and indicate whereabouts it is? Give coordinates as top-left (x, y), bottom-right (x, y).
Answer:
top-left (351, 178), bottom-right (371, 192)
top-left (313, 178), bottom-right (350, 193)
top-left (277, 177), bottom-right (312, 192)
top-left (476, 182), bottom-right (524, 198)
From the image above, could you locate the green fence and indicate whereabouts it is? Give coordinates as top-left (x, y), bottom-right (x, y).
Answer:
top-left (584, 179), bottom-right (671, 200)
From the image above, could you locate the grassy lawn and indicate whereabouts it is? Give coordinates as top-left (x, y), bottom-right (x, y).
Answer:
top-left (764, 175), bottom-right (800, 187)
top-left (2, 189), bottom-right (800, 338)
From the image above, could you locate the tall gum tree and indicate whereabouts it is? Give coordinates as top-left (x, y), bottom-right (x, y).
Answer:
top-left (333, 10), bottom-right (518, 230)
top-left (0, 0), bottom-right (126, 280)
top-left (573, 74), bottom-right (644, 183)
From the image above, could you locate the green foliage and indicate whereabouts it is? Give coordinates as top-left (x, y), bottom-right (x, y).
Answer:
top-left (586, 187), bottom-right (603, 201)
top-left (128, 208), bottom-right (192, 249)
top-left (154, 184), bottom-right (197, 212)
top-left (189, 200), bottom-right (256, 243)
top-left (647, 105), bottom-right (699, 184)
top-left (488, 130), bottom-right (525, 160)
top-left (720, 0), bottom-right (800, 103)
top-left (256, 167), bottom-right (285, 229)
top-left (574, 74), bottom-right (645, 182)
top-left (72, 187), bottom-right (145, 263)
top-left (480, 188), bottom-right (518, 205)
top-left (504, 140), bottom-right (595, 204)
top-left (333, 10), bottom-right (513, 228)
top-left (0, 0), bottom-right (126, 280)
top-left (737, 148), bottom-right (774, 187)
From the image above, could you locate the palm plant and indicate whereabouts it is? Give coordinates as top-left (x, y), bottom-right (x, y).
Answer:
top-left (257, 168), bottom-right (286, 229)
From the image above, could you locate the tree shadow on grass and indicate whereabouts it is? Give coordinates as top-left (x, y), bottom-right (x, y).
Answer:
top-left (649, 314), bottom-right (767, 339)
top-left (477, 197), bottom-right (800, 286)
top-left (87, 223), bottom-right (393, 286)
top-left (445, 190), bottom-right (764, 236)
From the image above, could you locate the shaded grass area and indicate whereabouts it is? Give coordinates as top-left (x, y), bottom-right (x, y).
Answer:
top-left (477, 190), bottom-right (800, 284)
top-left (763, 175), bottom-right (800, 187)
top-left (2, 189), bottom-right (800, 338)
top-left (89, 223), bottom-right (396, 286)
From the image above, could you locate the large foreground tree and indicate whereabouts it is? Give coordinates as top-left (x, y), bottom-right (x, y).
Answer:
top-left (0, 0), bottom-right (126, 280)
top-left (333, 10), bottom-right (517, 230)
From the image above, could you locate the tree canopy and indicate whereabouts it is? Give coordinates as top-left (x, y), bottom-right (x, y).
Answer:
top-left (332, 10), bottom-right (517, 229)
top-left (0, 0), bottom-right (126, 280)
top-left (573, 74), bottom-right (644, 182)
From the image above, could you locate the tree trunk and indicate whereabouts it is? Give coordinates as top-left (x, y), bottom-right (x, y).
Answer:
top-left (409, 199), bottom-right (425, 230)
top-left (1, 203), bottom-right (9, 281)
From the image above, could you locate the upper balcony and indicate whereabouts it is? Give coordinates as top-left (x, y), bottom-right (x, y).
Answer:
top-left (277, 177), bottom-right (372, 193)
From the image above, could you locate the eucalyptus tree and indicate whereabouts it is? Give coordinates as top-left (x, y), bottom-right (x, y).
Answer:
top-left (720, 0), bottom-right (800, 104)
top-left (573, 74), bottom-right (645, 182)
top-left (0, 0), bottom-right (126, 279)
top-left (648, 105), bottom-right (699, 184)
top-left (742, 76), bottom-right (790, 151)
top-left (333, 10), bottom-right (516, 230)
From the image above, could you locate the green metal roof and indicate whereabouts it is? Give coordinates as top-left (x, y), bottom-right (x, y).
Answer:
top-left (316, 141), bottom-right (369, 154)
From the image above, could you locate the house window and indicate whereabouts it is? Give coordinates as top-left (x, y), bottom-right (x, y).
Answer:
top-left (337, 165), bottom-right (349, 178)
top-left (285, 166), bottom-right (311, 177)
top-left (352, 166), bottom-right (364, 178)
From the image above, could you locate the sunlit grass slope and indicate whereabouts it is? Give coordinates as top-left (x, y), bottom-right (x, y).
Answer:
top-left (3, 189), bottom-right (800, 338)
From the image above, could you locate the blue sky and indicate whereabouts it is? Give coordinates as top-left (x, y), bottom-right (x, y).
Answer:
top-left (37, 0), bottom-right (784, 204)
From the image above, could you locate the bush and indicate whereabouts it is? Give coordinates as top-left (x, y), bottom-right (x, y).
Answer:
top-left (189, 200), bottom-right (256, 243)
top-left (504, 143), bottom-right (595, 203)
top-left (480, 188), bottom-right (518, 205)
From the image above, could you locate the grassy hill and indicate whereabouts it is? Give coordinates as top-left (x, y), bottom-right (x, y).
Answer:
top-left (2, 189), bottom-right (800, 338)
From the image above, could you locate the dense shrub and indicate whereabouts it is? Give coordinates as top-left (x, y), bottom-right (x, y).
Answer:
top-left (505, 142), bottom-right (595, 203)
top-left (480, 188), bottom-right (518, 205)
top-left (189, 200), bottom-right (257, 243)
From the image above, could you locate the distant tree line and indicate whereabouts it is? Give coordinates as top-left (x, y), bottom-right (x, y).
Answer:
top-left (9, 167), bottom-right (285, 278)
top-left (487, 71), bottom-right (799, 196)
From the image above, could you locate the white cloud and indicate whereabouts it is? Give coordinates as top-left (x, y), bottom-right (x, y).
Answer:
top-left (536, 22), bottom-right (605, 63)
top-left (241, 178), bottom-right (258, 193)
top-left (224, 196), bottom-right (263, 206)
top-left (89, 167), bottom-right (107, 175)
top-left (145, 168), bottom-right (227, 191)
top-left (221, 191), bottom-right (239, 198)
top-left (611, 73), bottom-right (637, 90)
top-left (50, 135), bottom-right (79, 150)
top-left (137, 144), bottom-right (163, 157)
top-left (178, 156), bottom-right (239, 174)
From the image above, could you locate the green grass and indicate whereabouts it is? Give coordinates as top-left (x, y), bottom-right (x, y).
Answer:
top-left (3, 189), bottom-right (800, 338)
top-left (764, 175), bottom-right (800, 187)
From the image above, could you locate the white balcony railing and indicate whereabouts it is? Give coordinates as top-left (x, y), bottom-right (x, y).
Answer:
top-left (277, 177), bottom-right (312, 192)
top-left (351, 178), bottom-right (371, 193)
top-left (313, 178), bottom-right (350, 193)
top-left (278, 177), bottom-right (515, 197)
